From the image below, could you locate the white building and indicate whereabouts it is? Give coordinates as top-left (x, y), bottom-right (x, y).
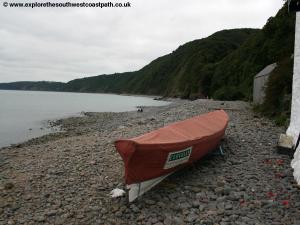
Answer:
top-left (253, 63), bottom-right (277, 105)
top-left (287, 0), bottom-right (300, 185)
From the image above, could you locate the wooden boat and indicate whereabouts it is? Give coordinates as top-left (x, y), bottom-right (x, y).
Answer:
top-left (115, 110), bottom-right (229, 201)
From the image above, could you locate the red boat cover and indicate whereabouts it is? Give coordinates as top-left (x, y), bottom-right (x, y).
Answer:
top-left (115, 110), bottom-right (229, 184)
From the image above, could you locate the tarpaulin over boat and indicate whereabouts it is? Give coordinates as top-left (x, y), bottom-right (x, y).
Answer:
top-left (115, 110), bottom-right (229, 185)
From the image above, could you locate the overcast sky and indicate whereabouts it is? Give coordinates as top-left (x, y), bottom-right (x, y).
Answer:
top-left (0, 0), bottom-right (284, 83)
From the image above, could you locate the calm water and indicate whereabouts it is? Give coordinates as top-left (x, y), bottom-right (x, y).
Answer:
top-left (0, 90), bottom-right (169, 148)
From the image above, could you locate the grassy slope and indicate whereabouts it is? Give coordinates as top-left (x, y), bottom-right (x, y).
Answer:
top-left (210, 4), bottom-right (295, 101)
top-left (63, 28), bottom-right (257, 98)
top-left (63, 4), bottom-right (295, 102)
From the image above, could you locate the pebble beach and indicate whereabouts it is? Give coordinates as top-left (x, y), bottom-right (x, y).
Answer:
top-left (1, 99), bottom-right (300, 225)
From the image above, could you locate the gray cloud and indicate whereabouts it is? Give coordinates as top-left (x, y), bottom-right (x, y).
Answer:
top-left (0, 0), bottom-right (284, 82)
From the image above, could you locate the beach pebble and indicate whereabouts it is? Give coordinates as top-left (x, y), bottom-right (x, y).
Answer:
top-left (1, 99), bottom-right (299, 225)
top-left (110, 188), bottom-right (126, 198)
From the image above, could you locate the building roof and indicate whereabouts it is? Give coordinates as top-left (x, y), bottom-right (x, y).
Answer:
top-left (254, 63), bottom-right (277, 79)
top-left (289, 0), bottom-right (300, 12)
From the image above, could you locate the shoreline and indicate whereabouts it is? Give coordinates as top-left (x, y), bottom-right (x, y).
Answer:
top-left (1, 99), bottom-right (300, 225)
top-left (0, 94), bottom-right (174, 151)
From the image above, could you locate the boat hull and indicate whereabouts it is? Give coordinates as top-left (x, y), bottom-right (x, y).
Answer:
top-left (115, 110), bottom-right (229, 185)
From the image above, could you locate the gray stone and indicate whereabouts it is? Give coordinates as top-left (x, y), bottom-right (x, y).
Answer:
top-left (192, 200), bottom-right (200, 208)
top-left (185, 213), bottom-right (198, 222)
top-left (225, 204), bottom-right (233, 210)
top-left (33, 216), bottom-right (45, 222)
top-left (45, 210), bottom-right (58, 216)
top-left (199, 205), bottom-right (205, 212)
top-left (179, 202), bottom-right (190, 210)
top-left (173, 217), bottom-right (184, 225)
top-left (215, 187), bottom-right (224, 195)
top-left (145, 199), bottom-right (156, 205)
top-left (224, 186), bottom-right (232, 195)
top-left (163, 218), bottom-right (173, 225)
top-left (228, 192), bottom-right (240, 201)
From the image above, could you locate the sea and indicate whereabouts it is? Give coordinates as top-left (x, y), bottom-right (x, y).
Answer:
top-left (0, 90), bottom-right (169, 148)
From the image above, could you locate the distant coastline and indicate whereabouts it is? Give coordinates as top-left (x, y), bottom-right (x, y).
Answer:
top-left (0, 88), bottom-right (166, 100)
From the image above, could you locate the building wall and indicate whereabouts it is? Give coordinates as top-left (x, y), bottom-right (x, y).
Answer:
top-left (288, 12), bottom-right (300, 143)
top-left (253, 74), bottom-right (270, 104)
top-left (289, 12), bottom-right (300, 185)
